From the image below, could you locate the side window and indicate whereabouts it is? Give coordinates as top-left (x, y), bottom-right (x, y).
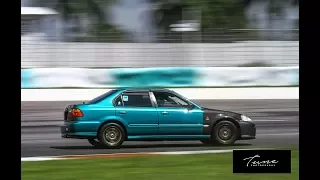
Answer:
top-left (122, 92), bottom-right (153, 107)
top-left (153, 92), bottom-right (189, 107)
top-left (114, 95), bottom-right (123, 106)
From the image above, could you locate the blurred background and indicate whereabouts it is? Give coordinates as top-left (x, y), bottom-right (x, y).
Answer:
top-left (21, 0), bottom-right (299, 68)
top-left (21, 2), bottom-right (299, 177)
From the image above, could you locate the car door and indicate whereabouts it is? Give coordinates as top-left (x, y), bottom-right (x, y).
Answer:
top-left (151, 91), bottom-right (203, 135)
top-left (114, 91), bottom-right (159, 135)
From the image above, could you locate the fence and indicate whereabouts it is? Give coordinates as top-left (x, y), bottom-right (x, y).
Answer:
top-left (21, 29), bottom-right (299, 68)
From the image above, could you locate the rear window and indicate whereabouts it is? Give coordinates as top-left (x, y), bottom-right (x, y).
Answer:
top-left (87, 90), bottom-right (118, 104)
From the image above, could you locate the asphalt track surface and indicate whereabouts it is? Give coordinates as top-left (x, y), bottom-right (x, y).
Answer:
top-left (21, 100), bottom-right (299, 157)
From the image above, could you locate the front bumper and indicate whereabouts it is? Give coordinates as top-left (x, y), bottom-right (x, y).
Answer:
top-left (239, 121), bottom-right (256, 140)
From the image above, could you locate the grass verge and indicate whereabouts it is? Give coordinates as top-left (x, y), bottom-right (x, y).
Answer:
top-left (22, 148), bottom-right (298, 180)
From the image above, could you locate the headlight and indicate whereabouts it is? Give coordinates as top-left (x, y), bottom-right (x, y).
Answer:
top-left (241, 115), bottom-right (252, 122)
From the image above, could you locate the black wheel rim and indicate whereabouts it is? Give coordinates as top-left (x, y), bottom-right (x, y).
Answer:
top-left (103, 126), bottom-right (122, 146)
top-left (217, 125), bottom-right (233, 141)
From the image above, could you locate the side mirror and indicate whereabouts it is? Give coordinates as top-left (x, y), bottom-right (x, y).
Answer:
top-left (187, 104), bottom-right (195, 110)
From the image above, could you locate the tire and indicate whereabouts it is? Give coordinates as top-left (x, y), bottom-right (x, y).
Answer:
top-left (200, 139), bottom-right (214, 144)
top-left (212, 120), bottom-right (238, 145)
top-left (87, 138), bottom-right (102, 147)
top-left (98, 123), bottom-right (126, 148)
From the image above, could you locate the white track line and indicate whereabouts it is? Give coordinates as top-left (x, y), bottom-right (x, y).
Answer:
top-left (21, 157), bottom-right (61, 161)
top-left (21, 148), bottom-right (277, 162)
top-left (258, 133), bottom-right (299, 136)
top-left (253, 120), bottom-right (298, 122)
top-left (151, 149), bottom-right (235, 155)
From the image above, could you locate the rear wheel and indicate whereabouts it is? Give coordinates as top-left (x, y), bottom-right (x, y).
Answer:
top-left (98, 123), bottom-right (126, 149)
top-left (212, 120), bottom-right (238, 145)
top-left (87, 138), bottom-right (102, 147)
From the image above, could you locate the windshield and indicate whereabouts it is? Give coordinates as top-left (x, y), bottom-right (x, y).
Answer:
top-left (170, 91), bottom-right (200, 108)
top-left (87, 90), bottom-right (118, 104)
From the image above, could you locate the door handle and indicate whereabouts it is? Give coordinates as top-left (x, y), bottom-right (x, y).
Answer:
top-left (119, 111), bottom-right (127, 114)
top-left (161, 111), bottom-right (168, 115)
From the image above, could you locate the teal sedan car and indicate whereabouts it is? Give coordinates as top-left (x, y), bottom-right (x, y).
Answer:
top-left (61, 88), bottom-right (256, 148)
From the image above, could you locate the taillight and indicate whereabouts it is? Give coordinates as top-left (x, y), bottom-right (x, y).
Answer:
top-left (68, 108), bottom-right (83, 119)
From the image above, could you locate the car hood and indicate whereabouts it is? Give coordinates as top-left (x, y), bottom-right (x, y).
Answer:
top-left (201, 107), bottom-right (242, 118)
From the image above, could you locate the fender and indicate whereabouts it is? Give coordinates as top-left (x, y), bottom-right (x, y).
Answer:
top-left (97, 116), bottom-right (129, 136)
top-left (99, 115), bottom-right (129, 127)
top-left (203, 111), bottom-right (240, 135)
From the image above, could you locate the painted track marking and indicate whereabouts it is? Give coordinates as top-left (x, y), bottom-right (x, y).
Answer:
top-left (21, 148), bottom-right (278, 162)
top-left (258, 133), bottom-right (299, 136)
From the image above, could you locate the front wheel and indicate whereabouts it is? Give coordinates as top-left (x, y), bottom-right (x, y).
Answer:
top-left (200, 139), bottom-right (214, 144)
top-left (212, 120), bottom-right (238, 145)
top-left (98, 123), bottom-right (126, 149)
top-left (87, 138), bottom-right (102, 147)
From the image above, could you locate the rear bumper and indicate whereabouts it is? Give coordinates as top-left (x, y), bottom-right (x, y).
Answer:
top-left (239, 121), bottom-right (256, 140)
top-left (60, 122), bottom-right (97, 139)
top-left (61, 124), bottom-right (84, 139)
top-left (60, 123), bottom-right (77, 135)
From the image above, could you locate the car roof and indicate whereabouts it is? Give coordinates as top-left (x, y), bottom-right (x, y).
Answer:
top-left (117, 88), bottom-right (172, 92)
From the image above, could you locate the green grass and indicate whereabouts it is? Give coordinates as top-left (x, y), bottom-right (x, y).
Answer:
top-left (22, 148), bottom-right (298, 180)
